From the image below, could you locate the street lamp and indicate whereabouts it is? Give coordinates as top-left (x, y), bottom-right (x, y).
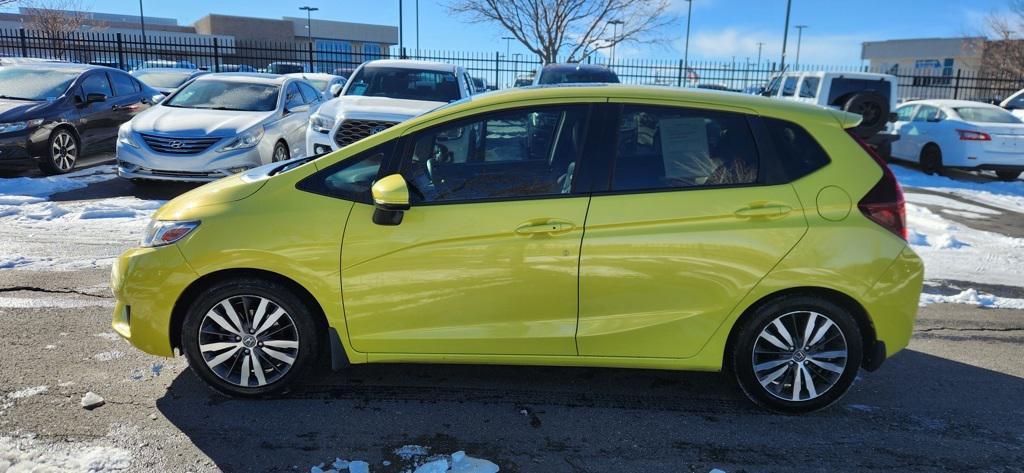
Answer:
top-left (794, 25), bottom-right (808, 70)
top-left (756, 41), bottom-right (765, 66)
top-left (299, 6), bottom-right (318, 44)
top-left (138, 0), bottom-right (147, 62)
top-left (683, 0), bottom-right (693, 72)
top-left (398, 0), bottom-right (403, 57)
top-left (780, 0), bottom-right (792, 70)
top-left (608, 19), bottom-right (623, 65)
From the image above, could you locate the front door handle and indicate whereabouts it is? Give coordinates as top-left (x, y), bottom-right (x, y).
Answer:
top-left (515, 220), bottom-right (576, 235)
top-left (735, 204), bottom-right (792, 219)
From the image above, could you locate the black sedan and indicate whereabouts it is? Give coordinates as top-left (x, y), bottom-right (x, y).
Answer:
top-left (0, 63), bottom-right (160, 174)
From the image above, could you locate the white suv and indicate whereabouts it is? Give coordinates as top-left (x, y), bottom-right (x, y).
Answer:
top-left (306, 60), bottom-right (475, 154)
top-left (765, 71), bottom-right (898, 150)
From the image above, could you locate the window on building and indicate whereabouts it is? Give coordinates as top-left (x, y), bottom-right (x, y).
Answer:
top-left (315, 39), bottom-right (356, 70)
top-left (363, 43), bottom-right (383, 60)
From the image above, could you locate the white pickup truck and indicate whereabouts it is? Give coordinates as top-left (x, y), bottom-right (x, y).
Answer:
top-left (306, 60), bottom-right (476, 154)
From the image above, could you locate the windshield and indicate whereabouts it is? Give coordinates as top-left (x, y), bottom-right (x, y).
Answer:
top-left (165, 80), bottom-right (279, 111)
top-left (133, 70), bottom-right (193, 89)
top-left (954, 107), bottom-right (1021, 124)
top-left (344, 67), bottom-right (460, 102)
top-left (538, 67), bottom-right (619, 85)
top-left (305, 78), bottom-right (329, 91)
top-left (0, 68), bottom-right (78, 100)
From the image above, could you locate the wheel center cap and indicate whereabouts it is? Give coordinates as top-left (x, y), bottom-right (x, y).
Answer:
top-left (242, 336), bottom-right (257, 348)
top-left (792, 350), bottom-right (807, 362)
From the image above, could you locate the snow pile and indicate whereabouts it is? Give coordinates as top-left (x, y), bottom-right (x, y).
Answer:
top-left (0, 435), bottom-right (130, 472)
top-left (920, 288), bottom-right (1024, 309)
top-left (311, 447), bottom-right (498, 473)
top-left (0, 165), bottom-right (161, 271)
top-left (413, 451), bottom-right (499, 473)
top-left (0, 165), bottom-right (117, 198)
top-left (395, 445), bottom-right (431, 460)
top-left (904, 204), bottom-right (1024, 287)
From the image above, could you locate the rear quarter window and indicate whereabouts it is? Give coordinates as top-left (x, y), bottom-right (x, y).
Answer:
top-left (761, 117), bottom-right (831, 181)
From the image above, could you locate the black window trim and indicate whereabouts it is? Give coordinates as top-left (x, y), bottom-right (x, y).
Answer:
top-left (380, 102), bottom-right (597, 207)
top-left (590, 102), bottom-right (768, 197)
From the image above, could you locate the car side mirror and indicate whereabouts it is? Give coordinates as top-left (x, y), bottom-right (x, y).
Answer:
top-left (329, 83), bottom-right (343, 97)
top-left (85, 92), bottom-right (107, 104)
top-left (371, 174), bottom-right (410, 226)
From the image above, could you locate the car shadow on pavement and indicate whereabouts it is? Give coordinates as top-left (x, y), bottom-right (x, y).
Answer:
top-left (154, 350), bottom-right (1024, 472)
top-left (49, 178), bottom-right (203, 202)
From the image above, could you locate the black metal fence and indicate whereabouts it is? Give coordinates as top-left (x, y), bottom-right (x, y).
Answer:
top-left (3, 27), bottom-right (1024, 103)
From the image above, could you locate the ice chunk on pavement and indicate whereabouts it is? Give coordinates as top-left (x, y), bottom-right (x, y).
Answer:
top-left (80, 392), bottom-right (104, 409)
top-left (331, 458), bottom-right (350, 469)
top-left (412, 452), bottom-right (499, 473)
top-left (6, 386), bottom-right (47, 399)
top-left (395, 444), bottom-right (430, 460)
top-left (349, 460), bottom-right (370, 473)
top-left (415, 459), bottom-right (450, 473)
top-left (920, 288), bottom-right (1024, 309)
top-left (0, 435), bottom-right (131, 472)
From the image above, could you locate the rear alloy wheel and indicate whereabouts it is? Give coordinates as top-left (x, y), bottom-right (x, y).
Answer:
top-left (732, 295), bottom-right (863, 413)
top-left (995, 170), bottom-right (1021, 181)
top-left (272, 141), bottom-right (290, 162)
top-left (919, 144), bottom-right (944, 175)
top-left (181, 278), bottom-right (319, 397)
top-left (39, 128), bottom-right (79, 175)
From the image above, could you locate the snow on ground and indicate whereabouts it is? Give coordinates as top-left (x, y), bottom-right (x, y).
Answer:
top-left (904, 200), bottom-right (1024, 287)
top-left (892, 164), bottom-right (1024, 214)
top-left (0, 165), bottom-right (160, 271)
top-left (920, 288), bottom-right (1024, 310)
top-left (0, 434), bottom-right (131, 472)
top-left (5, 386), bottom-right (47, 400)
top-left (310, 447), bottom-right (498, 473)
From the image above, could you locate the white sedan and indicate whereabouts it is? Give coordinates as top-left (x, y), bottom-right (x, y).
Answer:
top-left (889, 99), bottom-right (1024, 181)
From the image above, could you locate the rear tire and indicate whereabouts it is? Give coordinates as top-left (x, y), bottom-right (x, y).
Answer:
top-left (732, 294), bottom-right (863, 414)
top-left (38, 128), bottom-right (79, 175)
top-left (181, 277), bottom-right (319, 397)
top-left (919, 144), bottom-right (944, 175)
top-left (995, 170), bottom-right (1021, 181)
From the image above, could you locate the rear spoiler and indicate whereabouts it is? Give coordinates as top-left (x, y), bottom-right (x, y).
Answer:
top-left (830, 109), bottom-right (863, 129)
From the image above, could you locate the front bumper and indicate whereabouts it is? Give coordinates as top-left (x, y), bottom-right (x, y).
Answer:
top-left (0, 128), bottom-right (47, 169)
top-left (306, 124), bottom-right (336, 155)
top-left (116, 134), bottom-right (268, 182)
top-left (111, 244), bottom-right (199, 357)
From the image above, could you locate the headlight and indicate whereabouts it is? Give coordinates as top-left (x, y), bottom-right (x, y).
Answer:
top-left (0, 119), bottom-right (44, 134)
top-left (217, 126), bottom-right (265, 152)
top-left (117, 125), bottom-right (140, 149)
top-left (310, 114), bottom-right (336, 134)
top-left (141, 220), bottom-right (200, 247)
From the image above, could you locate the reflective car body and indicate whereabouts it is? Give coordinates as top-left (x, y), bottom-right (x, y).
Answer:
top-left (113, 86), bottom-right (923, 397)
top-left (116, 73), bottom-right (323, 182)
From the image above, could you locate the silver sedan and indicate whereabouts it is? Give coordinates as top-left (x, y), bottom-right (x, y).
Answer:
top-left (116, 73), bottom-right (323, 183)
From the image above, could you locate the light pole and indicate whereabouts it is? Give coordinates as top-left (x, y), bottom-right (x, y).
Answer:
top-left (780, 0), bottom-right (792, 70)
top-left (398, 0), bottom-right (403, 57)
top-left (794, 25), bottom-right (807, 70)
top-left (502, 36), bottom-right (514, 86)
top-left (683, 0), bottom-right (693, 72)
top-left (756, 41), bottom-right (764, 66)
top-left (415, 0), bottom-right (420, 54)
top-left (608, 19), bottom-right (623, 65)
top-left (299, 6), bottom-right (318, 72)
top-left (138, 0), bottom-right (147, 62)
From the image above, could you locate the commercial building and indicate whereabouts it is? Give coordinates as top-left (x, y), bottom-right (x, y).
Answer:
top-left (861, 37), bottom-right (984, 77)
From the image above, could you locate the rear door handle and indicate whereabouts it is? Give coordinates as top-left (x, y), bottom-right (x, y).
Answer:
top-left (515, 220), bottom-right (576, 235)
top-left (735, 204), bottom-right (792, 219)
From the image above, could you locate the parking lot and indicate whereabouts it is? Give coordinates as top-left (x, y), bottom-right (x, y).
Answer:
top-left (0, 153), bottom-right (1022, 472)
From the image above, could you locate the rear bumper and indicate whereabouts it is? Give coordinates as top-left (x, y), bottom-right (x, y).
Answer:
top-left (862, 246), bottom-right (925, 359)
top-left (111, 244), bottom-right (198, 357)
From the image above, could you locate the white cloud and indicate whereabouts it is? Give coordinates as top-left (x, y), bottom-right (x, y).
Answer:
top-left (676, 27), bottom-right (866, 67)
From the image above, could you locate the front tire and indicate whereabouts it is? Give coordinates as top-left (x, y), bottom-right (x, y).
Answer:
top-left (919, 144), bottom-right (944, 175)
top-left (181, 277), bottom-right (319, 397)
top-left (272, 141), bottom-right (290, 162)
top-left (732, 295), bottom-right (863, 414)
top-left (38, 128), bottom-right (79, 175)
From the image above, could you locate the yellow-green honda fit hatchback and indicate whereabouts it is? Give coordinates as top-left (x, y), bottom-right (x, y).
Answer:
top-left (111, 85), bottom-right (923, 413)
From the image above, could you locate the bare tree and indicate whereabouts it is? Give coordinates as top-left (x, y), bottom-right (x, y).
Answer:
top-left (980, 2), bottom-right (1024, 77)
top-left (19, 0), bottom-right (96, 60)
top-left (448, 0), bottom-right (675, 64)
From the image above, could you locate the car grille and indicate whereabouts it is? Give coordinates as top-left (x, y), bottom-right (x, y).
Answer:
top-left (333, 120), bottom-right (398, 148)
top-left (140, 134), bottom-right (222, 155)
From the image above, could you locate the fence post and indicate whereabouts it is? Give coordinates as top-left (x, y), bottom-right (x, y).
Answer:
top-left (19, 28), bottom-right (27, 57)
top-left (495, 51), bottom-right (500, 89)
top-left (677, 59), bottom-right (684, 87)
top-left (952, 69), bottom-right (961, 100)
top-left (116, 33), bottom-right (125, 70)
top-left (213, 37), bottom-right (220, 72)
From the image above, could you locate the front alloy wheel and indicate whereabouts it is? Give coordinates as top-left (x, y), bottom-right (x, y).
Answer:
top-left (182, 278), bottom-right (319, 397)
top-left (733, 295), bottom-right (863, 413)
top-left (39, 129), bottom-right (78, 175)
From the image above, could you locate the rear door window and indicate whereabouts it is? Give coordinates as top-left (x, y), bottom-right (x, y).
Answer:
top-left (781, 77), bottom-right (799, 97)
top-left (895, 105), bottom-right (916, 121)
top-left (610, 105), bottom-right (759, 191)
top-left (761, 117), bottom-right (831, 181)
top-left (108, 71), bottom-right (140, 97)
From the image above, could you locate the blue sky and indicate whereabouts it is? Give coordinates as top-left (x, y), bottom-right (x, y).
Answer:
top-left (84, 0), bottom-right (1005, 65)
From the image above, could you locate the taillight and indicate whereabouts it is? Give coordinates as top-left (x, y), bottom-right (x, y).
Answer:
top-left (957, 129), bottom-right (991, 141)
top-left (847, 131), bottom-right (907, 241)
